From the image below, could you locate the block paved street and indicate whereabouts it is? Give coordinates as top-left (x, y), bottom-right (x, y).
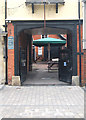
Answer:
top-left (0, 63), bottom-right (84, 119)
top-left (0, 85), bottom-right (84, 118)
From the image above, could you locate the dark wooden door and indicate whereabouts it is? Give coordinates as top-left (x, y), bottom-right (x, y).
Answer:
top-left (59, 48), bottom-right (72, 84)
top-left (19, 48), bottom-right (27, 83)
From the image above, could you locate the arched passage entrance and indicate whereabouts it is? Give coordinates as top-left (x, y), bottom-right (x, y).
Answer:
top-left (8, 20), bottom-right (79, 85)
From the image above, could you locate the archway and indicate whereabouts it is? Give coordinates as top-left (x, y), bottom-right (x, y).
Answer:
top-left (8, 20), bottom-right (78, 85)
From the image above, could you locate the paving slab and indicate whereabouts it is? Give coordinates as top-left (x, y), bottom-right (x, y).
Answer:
top-left (0, 84), bottom-right (4, 90)
top-left (0, 86), bottom-right (84, 118)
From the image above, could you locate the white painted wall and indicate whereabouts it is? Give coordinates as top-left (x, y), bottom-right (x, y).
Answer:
top-left (83, 1), bottom-right (86, 49)
top-left (0, 28), bottom-right (5, 84)
top-left (6, 0), bottom-right (83, 20)
top-left (0, 0), bottom-right (5, 84)
top-left (0, 0), bottom-right (5, 30)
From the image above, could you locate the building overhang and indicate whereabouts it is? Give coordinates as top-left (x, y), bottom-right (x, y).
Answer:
top-left (25, 0), bottom-right (65, 4)
top-left (25, 0), bottom-right (65, 13)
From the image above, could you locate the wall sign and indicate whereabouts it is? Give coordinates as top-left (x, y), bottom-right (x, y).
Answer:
top-left (8, 36), bottom-right (14, 49)
top-left (64, 62), bottom-right (67, 66)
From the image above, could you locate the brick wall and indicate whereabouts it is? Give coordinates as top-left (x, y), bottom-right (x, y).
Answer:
top-left (8, 23), bottom-right (14, 85)
top-left (8, 26), bottom-right (31, 84)
top-left (48, 34), bottom-right (59, 39)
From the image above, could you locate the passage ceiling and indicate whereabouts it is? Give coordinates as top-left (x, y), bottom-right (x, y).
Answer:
top-left (24, 27), bottom-right (70, 35)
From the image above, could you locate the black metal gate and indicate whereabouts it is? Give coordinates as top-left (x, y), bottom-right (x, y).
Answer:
top-left (19, 48), bottom-right (27, 83)
top-left (59, 48), bottom-right (72, 84)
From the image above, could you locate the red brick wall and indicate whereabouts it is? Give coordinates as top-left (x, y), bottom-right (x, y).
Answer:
top-left (8, 23), bottom-right (14, 85)
top-left (8, 27), bottom-right (31, 84)
top-left (48, 34), bottom-right (59, 39)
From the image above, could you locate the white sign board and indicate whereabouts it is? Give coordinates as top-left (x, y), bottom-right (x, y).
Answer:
top-left (38, 47), bottom-right (42, 56)
top-left (83, 40), bottom-right (86, 49)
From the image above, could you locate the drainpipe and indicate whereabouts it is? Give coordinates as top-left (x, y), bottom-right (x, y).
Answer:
top-left (5, 0), bottom-right (8, 84)
top-left (44, 2), bottom-right (46, 29)
top-left (78, 0), bottom-right (82, 86)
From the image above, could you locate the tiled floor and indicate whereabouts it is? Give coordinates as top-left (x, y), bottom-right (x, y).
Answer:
top-left (0, 86), bottom-right (84, 118)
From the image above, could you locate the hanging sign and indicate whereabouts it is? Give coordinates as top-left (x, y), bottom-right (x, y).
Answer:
top-left (38, 47), bottom-right (42, 56)
top-left (8, 36), bottom-right (14, 49)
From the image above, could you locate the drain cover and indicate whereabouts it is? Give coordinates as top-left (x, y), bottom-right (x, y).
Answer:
top-left (41, 78), bottom-right (50, 80)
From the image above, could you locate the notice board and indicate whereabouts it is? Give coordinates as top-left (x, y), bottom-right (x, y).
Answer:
top-left (8, 36), bottom-right (14, 49)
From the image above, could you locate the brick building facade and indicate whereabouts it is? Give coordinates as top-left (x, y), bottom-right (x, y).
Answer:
top-left (0, 0), bottom-right (84, 86)
top-left (7, 22), bottom-right (86, 85)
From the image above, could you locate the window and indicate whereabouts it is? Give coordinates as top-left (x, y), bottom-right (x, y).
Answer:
top-left (42, 35), bottom-right (47, 38)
